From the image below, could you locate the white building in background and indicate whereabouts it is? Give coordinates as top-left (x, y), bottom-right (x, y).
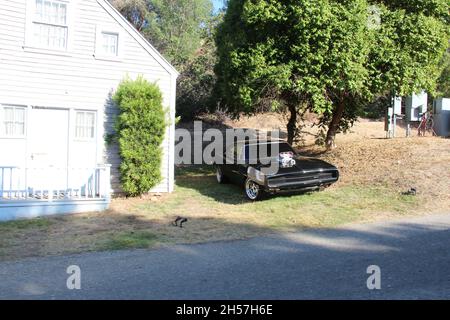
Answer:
top-left (0, 0), bottom-right (178, 220)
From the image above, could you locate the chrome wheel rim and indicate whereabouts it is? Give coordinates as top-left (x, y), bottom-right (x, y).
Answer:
top-left (245, 180), bottom-right (259, 200)
top-left (216, 168), bottom-right (222, 183)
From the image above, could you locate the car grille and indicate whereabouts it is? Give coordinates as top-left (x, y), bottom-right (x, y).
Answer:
top-left (267, 171), bottom-right (337, 187)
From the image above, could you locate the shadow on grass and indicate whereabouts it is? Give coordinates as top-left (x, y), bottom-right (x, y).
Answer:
top-left (175, 164), bottom-right (327, 205)
top-left (0, 211), bottom-right (449, 299)
top-left (0, 165), bottom-right (419, 263)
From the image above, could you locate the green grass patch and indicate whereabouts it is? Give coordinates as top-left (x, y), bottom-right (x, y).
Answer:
top-left (101, 230), bottom-right (158, 251)
top-left (0, 217), bottom-right (53, 231)
top-left (138, 165), bottom-right (420, 232)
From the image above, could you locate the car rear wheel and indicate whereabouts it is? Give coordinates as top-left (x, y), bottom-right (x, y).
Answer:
top-left (244, 178), bottom-right (264, 201)
top-left (216, 166), bottom-right (228, 184)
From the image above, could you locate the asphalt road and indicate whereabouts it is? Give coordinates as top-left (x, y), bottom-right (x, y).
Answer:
top-left (1, 213), bottom-right (450, 299)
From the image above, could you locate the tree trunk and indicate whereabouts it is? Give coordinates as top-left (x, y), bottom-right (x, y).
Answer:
top-left (325, 97), bottom-right (345, 150)
top-left (286, 104), bottom-right (297, 145)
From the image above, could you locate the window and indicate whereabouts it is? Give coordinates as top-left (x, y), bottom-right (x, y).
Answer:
top-left (95, 26), bottom-right (123, 60)
top-left (1, 106), bottom-right (26, 137)
top-left (100, 32), bottom-right (119, 56)
top-left (75, 111), bottom-right (95, 139)
top-left (32, 0), bottom-right (68, 50)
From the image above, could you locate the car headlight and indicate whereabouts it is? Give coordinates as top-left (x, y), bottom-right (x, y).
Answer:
top-left (255, 169), bottom-right (265, 182)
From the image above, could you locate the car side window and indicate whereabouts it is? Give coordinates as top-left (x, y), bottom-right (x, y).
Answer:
top-left (236, 144), bottom-right (246, 163)
top-left (225, 144), bottom-right (238, 163)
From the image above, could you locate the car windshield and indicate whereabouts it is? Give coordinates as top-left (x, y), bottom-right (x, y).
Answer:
top-left (243, 142), bottom-right (295, 162)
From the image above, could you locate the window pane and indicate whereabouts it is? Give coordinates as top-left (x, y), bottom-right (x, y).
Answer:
top-left (51, 2), bottom-right (58, 24)
top-left (2, 107), bottom-right (26, 137)
top-left (3, 108), bottom-right (14, 136)
top-left (101, 32), bottom-right (118, 56)
top-left (76, 112), bottom-right (84, 126)
top-left (4, 107), bottom-right (14, 121)
top-left (43, 1), bottom-right (51, 22)
top-left (86, 113), bottom-right (95, 138)
top-left (15, 108), bottom-right (25, 122)
top-left (59, 4), bottom-right (67, 24)
top-left (33, 23), bottom-right (67, 49)
top-left (35, 0), bottom-right (67, 25)
top-left (15, 123), bottom-right (25, 136)
top-left (33, 1), bottom-right (68, 49)
top-left (75, 112), bottom-right (95, 139)
top-left (85, 113), bottom-right (95, 127)
top-left (4, 122), bottom-right (14, 136)
top-left (35, 0), bottom-right (43, 20)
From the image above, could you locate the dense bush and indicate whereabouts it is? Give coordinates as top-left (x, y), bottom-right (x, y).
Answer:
top-left (113, 76), bottom-right (166, 196)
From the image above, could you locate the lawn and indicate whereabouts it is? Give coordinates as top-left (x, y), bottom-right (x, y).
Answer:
top-left (0, 119), bottom-right (448, 261)
top-left (0, 164), bottom-right (419, 262)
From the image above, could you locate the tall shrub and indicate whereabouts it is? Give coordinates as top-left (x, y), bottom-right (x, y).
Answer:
top-left (113, 76), bottom-right (166, 196)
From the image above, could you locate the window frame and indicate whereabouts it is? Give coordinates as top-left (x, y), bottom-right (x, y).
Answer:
top-left (74, 110), bottom-right (96, 141)
top-left (100, 32), bottom-right (119, 56)
top-left (0, 105), bottom-right (27, 139)
top-left (94, 25), bottom-right (124, 61)
top-left (24, 0), bottom-right (74, 54)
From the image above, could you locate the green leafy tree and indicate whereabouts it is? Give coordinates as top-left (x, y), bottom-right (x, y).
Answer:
top-left (176, 13), bottom-right (223, 120)
top-left (111, 0), bottom-right (213, 66)
top-left (437, 50), bottom-right (450, 97)
top-left (111, 0), bottom-right (215, 119)
top-left (109, 0), bottom-right (151, 31)
top-left (215, 0), bottom-right (449, 147)
top-left (143, 0), bottom-right (213, 66)
top-left (113, 76), bottom-right (166, 196)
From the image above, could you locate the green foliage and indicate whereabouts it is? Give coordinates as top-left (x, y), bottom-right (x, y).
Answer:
top-left (142, 0), bottom-right (213, 66)
top-left (111, 0), bottom-right (213, 66)
top-left (109, 0), bottom-right (151, 31)
top-left (358, 94), bottom-right (389, 119)
top-left (437, 50), bottom-right (450, 97)
top-left (176, 14), bottom-right (222, 120)
top-left (215, 0), bottom-right (449, 146)
top-left (113, 76), bottom-right (166, 196)
top-left (111, 0), bottom-right (215, 122)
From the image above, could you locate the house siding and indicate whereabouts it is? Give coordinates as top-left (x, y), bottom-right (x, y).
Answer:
top-left (0, 0), bottom-right (176, 193)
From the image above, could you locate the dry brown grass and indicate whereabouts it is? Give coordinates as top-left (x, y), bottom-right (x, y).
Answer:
top-left (0, 116), bottom-right (448, 261)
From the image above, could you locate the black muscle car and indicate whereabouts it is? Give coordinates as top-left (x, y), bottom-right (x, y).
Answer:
top-left (215, 140), bottom-right (339, 200)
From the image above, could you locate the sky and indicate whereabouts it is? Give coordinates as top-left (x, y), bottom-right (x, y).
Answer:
top-left (212, 0), bottom-right (226, 13)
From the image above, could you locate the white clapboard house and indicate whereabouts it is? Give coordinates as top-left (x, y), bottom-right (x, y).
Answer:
top-left (0, 0), bottom-right (178, 220)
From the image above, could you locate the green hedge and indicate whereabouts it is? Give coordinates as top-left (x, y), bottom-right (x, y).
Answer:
top-left (113, 76), bottom-right (166, 196)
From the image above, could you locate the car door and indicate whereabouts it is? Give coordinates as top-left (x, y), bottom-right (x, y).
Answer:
top-left (222, 142), bottom-right (244, 184)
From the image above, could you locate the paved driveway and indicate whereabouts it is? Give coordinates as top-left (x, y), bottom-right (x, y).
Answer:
top-left (1, 213), bottom-right (450, 299)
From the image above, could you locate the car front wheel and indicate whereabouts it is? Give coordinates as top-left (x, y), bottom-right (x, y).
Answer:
top-left (216, 166), bottom-right (228, 184)
top-left (244, 178), bottom-right (264, 201)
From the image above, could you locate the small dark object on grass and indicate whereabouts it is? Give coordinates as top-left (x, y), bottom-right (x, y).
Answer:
top-left (172, 216), bottom-right (182, 226)
top-left (402, 188), bottom-right (417, 196)
top-left (179, 218), bottom-right (188, 228)
top-left (172, 216), bottom-right (188, 228)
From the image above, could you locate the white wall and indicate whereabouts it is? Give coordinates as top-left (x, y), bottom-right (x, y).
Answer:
top-left (0, 0), bottom-right (176, 193)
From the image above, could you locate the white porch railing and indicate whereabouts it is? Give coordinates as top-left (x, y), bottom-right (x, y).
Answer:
top-left (0, 165), bottom-right (111, 202)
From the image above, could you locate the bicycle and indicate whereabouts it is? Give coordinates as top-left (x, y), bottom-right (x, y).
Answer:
top-left (417, 110), bottom-right (436, 137)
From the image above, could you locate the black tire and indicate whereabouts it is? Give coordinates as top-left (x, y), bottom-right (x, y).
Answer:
top-left (244, 178), bottom-right (265, 201)
top-left (216, 166), bottom-right (228, 184)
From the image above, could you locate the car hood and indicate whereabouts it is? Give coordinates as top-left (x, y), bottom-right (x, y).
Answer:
top-left (255, 156), bottom-right (337, 175)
